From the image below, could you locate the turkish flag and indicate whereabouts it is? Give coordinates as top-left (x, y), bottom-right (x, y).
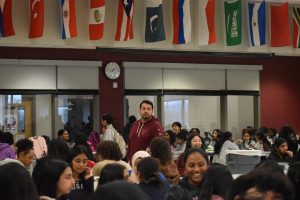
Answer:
top-left (29, 0), bottom-right (44, 38)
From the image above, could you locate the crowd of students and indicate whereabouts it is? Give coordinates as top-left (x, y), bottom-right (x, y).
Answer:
top-left (0, 99), bottom-right (299, 200)
top-left (0, 125), bottom-right (299, 200)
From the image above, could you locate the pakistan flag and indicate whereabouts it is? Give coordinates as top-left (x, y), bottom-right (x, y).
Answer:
top-left (224, 0), bottom-right (242, 46)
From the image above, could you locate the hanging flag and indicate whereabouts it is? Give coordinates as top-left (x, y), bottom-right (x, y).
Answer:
top-left (60, 0), bottom-right (77, 39)
top-left (145, 0), bottom-right (166, 43)
top-left (293, 6), bottom-right (300, 48)
top-left (0, 0), bottom-right (15, 37)
top-left (270, 3), bottom-right (291, 47)
top-left (224, 0), bottom-right (242, 46)
top-left (172, 0), bottom-right (191, 44)
top-left (248, 1), bottom-right (265, 46)
top-left (198, 0), bottom-right (216, 46)
top-left (29, 0), bottom-right (44, 38)
top-left (115, 0), bottom-right (134, 41)
top-left (89, 0), bottom-right (105, 40)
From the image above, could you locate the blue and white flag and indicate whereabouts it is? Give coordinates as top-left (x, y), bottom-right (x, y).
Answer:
top-left (248, 1), bottom-right (266, 46)
top-left (145, 0), bottom-right (166, 43)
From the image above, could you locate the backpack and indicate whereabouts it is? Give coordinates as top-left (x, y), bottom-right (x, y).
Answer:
top-left (29, 136), bottom-right (48, 159)
top-left (113, 129), bottom-right (127, 158)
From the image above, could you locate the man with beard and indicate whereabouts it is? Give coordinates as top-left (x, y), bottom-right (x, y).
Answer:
top-left (127, 100), bottom-right (164, 163)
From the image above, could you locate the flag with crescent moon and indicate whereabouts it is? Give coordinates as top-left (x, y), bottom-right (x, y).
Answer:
top-left (115, 0), bottom-right (134, 41)
top-left (60, 0), bottom-right (77, 39)
top-left (145, 0), bottom-right (166, 43)
top-left (29, 0), bottom-right (44, 38)
top-left (0, 0), bottom-right (15, 37)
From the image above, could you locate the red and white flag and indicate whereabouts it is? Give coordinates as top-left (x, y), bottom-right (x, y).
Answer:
top-left (89, 0), bottom-right (105, 40)
top-left (270, 2), bottom-right (291, 47)
top-left (60, 0), bottom-right (77, 39)
top-left (115, 0), bottom-right (134, 41)
top-left (0, 0), bottom-right (15, 37)
top-left (198, 0), bottom-right (216, 46)
top-left (29, 0), bottom-right (44, 38)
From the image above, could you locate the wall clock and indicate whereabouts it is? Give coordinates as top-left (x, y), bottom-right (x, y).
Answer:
top-left (105, 62), bottom-right (121, 80)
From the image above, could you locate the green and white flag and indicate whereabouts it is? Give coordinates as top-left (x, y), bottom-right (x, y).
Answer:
top-left (224, 0), bottom-right (242, 46)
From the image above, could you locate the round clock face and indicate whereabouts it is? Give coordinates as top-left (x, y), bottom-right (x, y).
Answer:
top-left (105, 62), bottom-right (121, 80)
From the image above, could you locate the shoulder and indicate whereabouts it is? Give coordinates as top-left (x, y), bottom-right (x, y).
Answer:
top-left (164, 184), bottom-right (185, 200)
top-left (116, 160), bottom-right (132, 170)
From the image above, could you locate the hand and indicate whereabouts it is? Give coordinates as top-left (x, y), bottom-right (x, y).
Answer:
top-left (286, 151), bottom-right (293, 158)
top-left (84, 167), bottom-right (92, 180)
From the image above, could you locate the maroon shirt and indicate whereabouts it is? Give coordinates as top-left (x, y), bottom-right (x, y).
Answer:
top-left (127, 116), bottom-right (164, 162)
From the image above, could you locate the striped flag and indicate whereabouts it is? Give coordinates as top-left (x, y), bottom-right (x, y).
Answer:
top-left (248, 1), bottom-right (266, 46)
top-left (115, 0), bottom-right (134, 41)
top-left (145, 0), bottom-right (166, 43)
top-left (60, 0), bottom-right (77, 39)
top-left (198, 0), bottom-right (216, 46)
top-left (292, 6), bottom-right (300, 48)
top-left (29, 0), bottom-right (44, 38)
top-left (172, 0), bottom-right (191, 44)
top-left (89, 0), bottom-right (105, 40)
top-left (224, 0), bottom-right (242, 46)
top-left (270, 3), bottom-right (291, 47)
top-left (0, 0), bottom-right (15, 37)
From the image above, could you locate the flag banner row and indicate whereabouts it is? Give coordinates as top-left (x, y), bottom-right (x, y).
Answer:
top-left (2, 0), bottom-right (300, 48)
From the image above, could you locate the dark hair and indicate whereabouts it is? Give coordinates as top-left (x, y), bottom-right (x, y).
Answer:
top-left (198, 166), bottom-right (233, 200)
top-left (35, 159), bottom-right (70, 199)
top-left (227, 170), bottom-right (293, 200)
top-left (183, 148), bottom-right (209, 166)
top-left (67, 145), bottom-right (89, 173)
top-left (255, 130), bottom-right (271, 151)
top-left (172, 121), bottom-right (182, 129)
top-left (272, 137), bottom-right (287, 151)
top-left (0, 163), bottom-right (40, 200)
top-left (137, 157), bottom-right (162, 186)
top-left (96, 140), bottom-right (123, 161)
top-left (42, 135), bottom-right (51, 146)
top-left (185, 133), bottom-right (204, 152)
top-left (267, 128), bottom-right (277, 137)
top-left (74, 132), bottom-right (93, 160)
top-left (254, 160), bottom-right (284, 175)
top-left (189, 128), bottom-right (200, 135)
top-left (128, 115), bottom-right (137, 123)
top-left (58, 129), bottom-right (67, 137)
top-left (279, 125), bottom-right (295, 140)
top-left (15, 138), bottom-right (33, 156)
top-left (98, 163), bottom-right (126, 185)
top-left (89, 180), bottom-right (151, 200)
top-left (139, 100), bottom-right (153, 109)
top-left (287, 161), bottom-right (300, 200)
top-left (149, 137), bottom-right (172, 165)
top-left (176, 130), bottom-right (187, 141)
top-left (102, 113), bottom-right (114, 125)
top-left (47, 138), bottom-right (70, 161)
top-left (214, 131), bottom-right (232, 155)
top-left (165, 130), bottom-right (176, 146)
top-left (0, 132), bottom-right (14, 145)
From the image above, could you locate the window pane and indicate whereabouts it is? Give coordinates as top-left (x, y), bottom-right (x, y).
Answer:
top-left (57, 95), bottom-right (96, 141)
top-left (227, 96), bottom-right (254, 139)
top-left (125, 96), bottom-right (157, 120)
top-left (164, 96), bottom-right (220, 135)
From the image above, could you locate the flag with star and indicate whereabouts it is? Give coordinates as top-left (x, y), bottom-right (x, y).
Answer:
top-left (115, 0), bottom-right (134, 41)
top-left (145, 0), bottom-right (166, 43)
top-left (248, 0), bottom-right (265, 46)
top-left (292, 6), bottom-right (300, 48)
top-left (60, 0), bottom-right (77, 39)
top-left (29, 0), bottom-right (44, 38)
